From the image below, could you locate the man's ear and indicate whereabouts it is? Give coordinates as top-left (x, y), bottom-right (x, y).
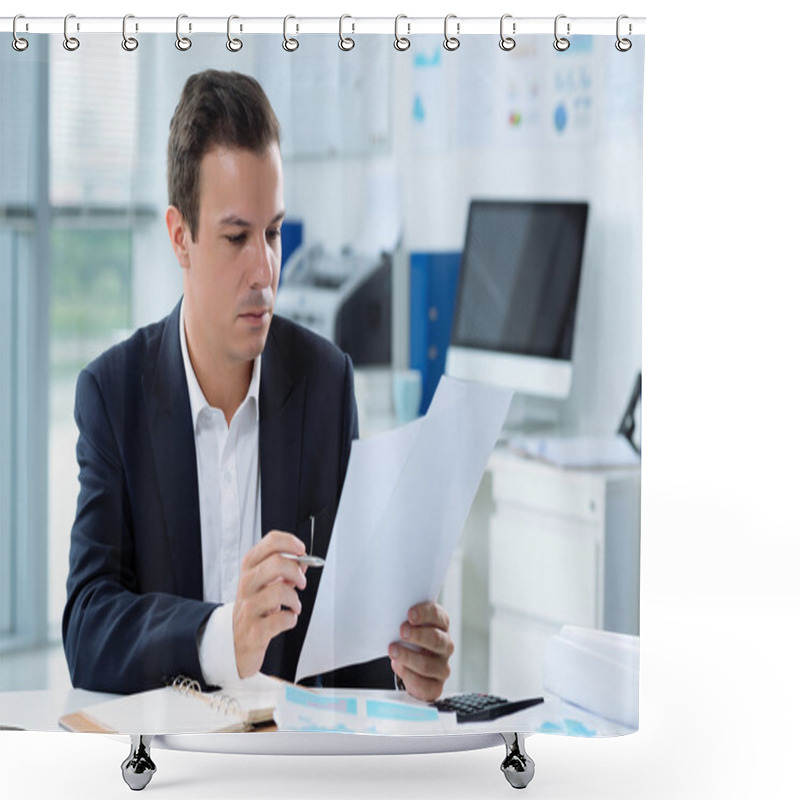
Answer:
top-left (165, 205), bottom-right (192, 270)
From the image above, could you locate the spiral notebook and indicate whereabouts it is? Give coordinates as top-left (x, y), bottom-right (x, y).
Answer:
top-left (59, 675), bottom-right (285, 735)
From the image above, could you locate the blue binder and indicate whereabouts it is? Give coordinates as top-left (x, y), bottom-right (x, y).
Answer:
top-left (279, 220), bottom-right (303, 280)
top-left (409, 252), bottom-right (461, 414)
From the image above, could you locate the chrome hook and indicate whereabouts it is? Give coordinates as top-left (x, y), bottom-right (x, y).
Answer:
top-left (394, 14), bottom-right (410, 51)
top-left (176, 14), bottom-right (192, 51)
top-left (553, 14), bottom-right (570, 51)
top-left (444, 13), bottom-right (460, 51)
top-left (500, 14), bottom-right (516, 51)
top-left (339, 14), bottom-right (355, 51)
top-left (615, 15), bottom-right (632, 51)
top-left (226, 14), bottom-right (243, 52)
top-left (63, 13), bottom-right (80, 51)
top-left (283, 15), bottom-right (299, 52)
top-left (12, 14), bottom-right (29, 52)
top-left (121, 14), bottom-right (139, 51)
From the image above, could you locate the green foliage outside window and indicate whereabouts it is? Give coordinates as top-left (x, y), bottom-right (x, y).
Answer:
top-left (50, 228), bottom-right (133, 376)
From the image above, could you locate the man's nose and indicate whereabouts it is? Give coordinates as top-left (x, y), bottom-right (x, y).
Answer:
top-left (249, 235), bottom-right (275, 288)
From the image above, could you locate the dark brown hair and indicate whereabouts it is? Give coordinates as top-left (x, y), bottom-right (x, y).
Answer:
top-left (167, 70), bottom-right (281, 240)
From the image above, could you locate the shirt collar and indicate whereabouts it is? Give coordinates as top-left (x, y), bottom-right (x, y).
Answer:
top-left (179, 297), bottom-right (261, 431)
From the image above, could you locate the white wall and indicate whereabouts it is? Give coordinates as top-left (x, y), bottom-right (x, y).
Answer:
top-left (284, 35), bottom-right (644, 434)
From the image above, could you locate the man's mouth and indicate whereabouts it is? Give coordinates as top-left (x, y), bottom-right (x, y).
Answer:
top-left (239, 308), bottom-right (271, 323)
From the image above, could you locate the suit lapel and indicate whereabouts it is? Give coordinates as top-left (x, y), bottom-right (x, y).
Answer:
top-left (143, 302), bottom-right (204, 600)
top-left (259, 319), bottom-right (306, 538)
top-left (258, 319), bottom-right (306, 677)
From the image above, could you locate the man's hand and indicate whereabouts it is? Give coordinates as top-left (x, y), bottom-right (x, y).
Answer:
top-left (233, 531), bottom-right (308, 679)
top-left (389, 602), bottom-right (454, 702)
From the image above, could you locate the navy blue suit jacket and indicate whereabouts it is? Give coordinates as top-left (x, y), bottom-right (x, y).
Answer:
top-left (63, 301), bottom-right (393, 694)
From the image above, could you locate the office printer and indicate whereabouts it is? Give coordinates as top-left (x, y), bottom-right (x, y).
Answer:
top-left (277, 243), bottom-right (392, 366)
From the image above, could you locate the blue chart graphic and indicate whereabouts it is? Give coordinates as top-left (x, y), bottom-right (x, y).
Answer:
top-left (554, 103), bottom-right (568, 132)
top-left (538, 719), bottom-right (597, 737)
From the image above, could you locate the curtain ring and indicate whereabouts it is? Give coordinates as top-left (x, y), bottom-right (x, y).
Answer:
top-left (499, 14), bottom-right (515, 51)
top-left (553, 14), bottom-right (570, 51)
top-left (12, 15), bottom-right (29, 52)
top-left (121, 14), bottom-right (139, 51)
top-left (339, 14), bottom-right (355, 51)
top-left (283, 15), bottom-right (299, 51)
top-left (443, 14), bottom-right (460, 51)
top-left (615, 15), bottom-right (632, 52)
top-left (63, 13), bottom-right (80, 51)
top-left (226, 14), bottom-right (243, 52)
top-left (394, 15), bottom-right (410, 51)
top-left (176, 14), bottom-right (192, 51)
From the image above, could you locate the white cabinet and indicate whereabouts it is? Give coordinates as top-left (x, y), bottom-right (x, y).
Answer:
top-left (487, 449), bottom-right (640, 698)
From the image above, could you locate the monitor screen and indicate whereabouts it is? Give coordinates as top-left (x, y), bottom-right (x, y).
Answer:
top-left (450, 200), bottom-right (589, 361)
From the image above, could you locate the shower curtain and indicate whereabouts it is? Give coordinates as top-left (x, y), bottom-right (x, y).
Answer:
top-left (0, 19), bottom-right (644, 748)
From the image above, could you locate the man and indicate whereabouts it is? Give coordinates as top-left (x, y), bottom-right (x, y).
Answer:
top-left (62, 70), bottom-right (453, 703)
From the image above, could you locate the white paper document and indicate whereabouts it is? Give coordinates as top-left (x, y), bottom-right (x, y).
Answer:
top-left (274, 685), bottom-right (457, 735)
top-left (295, 376), bottom-right (512, 682)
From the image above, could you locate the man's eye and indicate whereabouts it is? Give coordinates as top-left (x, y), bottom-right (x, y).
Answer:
top-left (226, 233), bottom-right (247, 245)
top-left (267, 229), bottom-right (281, 242)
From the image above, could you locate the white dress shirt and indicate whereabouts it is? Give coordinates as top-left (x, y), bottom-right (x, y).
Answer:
top-left (179, 299), bottom-right (262, 687)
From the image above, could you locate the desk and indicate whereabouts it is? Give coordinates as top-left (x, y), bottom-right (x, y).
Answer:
top-left (483, 449), bottom-right (641, 698)
top-left (0, 687), bottom-right (633, 741)
top-left (1, 674), bottom-right (633, 790)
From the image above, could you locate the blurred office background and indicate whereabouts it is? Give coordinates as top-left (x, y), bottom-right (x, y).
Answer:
top-left (1, 34), bottom-right (643, 695)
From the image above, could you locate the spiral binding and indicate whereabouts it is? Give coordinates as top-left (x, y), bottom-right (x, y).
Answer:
top-left (210, 692), bottom-right (242, 715)
top-left (171, 675), bottom-right (202, 695)
top-left (170, 675), bottom-right (243, 718)
top-left (7, 14), bottom-right (636, 54)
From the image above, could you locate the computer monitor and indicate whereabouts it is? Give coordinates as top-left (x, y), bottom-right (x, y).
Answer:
top-left (445, 199), bottom-right (589, 402)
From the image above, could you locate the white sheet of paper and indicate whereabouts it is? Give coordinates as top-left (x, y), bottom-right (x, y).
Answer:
top-left (295, 376), bottom-right (513, 682)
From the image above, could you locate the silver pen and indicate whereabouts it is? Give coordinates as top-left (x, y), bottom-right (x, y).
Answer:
top-left (281, 514), bottom-right (325, 568)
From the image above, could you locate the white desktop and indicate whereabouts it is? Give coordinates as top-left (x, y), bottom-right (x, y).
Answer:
top-left (444, 199), bottom-right (589, 431)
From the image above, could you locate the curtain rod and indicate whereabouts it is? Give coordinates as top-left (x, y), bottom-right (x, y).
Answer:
top-left (2, 15), bottom-right (646, 37)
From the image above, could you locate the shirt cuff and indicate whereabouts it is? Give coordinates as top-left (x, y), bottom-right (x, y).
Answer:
top-left (197, 603), bottom-right (240, 688)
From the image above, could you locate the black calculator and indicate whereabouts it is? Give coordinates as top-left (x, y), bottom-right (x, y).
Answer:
top-left (433, 693), bottom-right (544, 723)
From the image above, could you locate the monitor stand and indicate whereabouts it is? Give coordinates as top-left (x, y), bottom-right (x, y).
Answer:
top-left (499, 393), bottom-right (564, 439)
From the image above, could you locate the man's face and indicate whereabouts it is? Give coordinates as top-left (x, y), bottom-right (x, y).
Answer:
top-left (178, 143), bottom-right (285, 369)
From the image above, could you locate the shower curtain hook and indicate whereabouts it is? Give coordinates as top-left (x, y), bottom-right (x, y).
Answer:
top-left (444, 14), bottom-right (460, 51)
top-left (12, 15), bottom-right (29, 52)
top-left (553, 14), bottom-right (570, 51)
top-left (121, 14), bottom-right (139, 51)
top-left (226, 14), bottom-right (243, 52)
top-left (394, 15), bottom-right (411, 51)
top-left (176, 14), bottom-right (192, 51)
top-left (339, 14), bottom-right (355, 51)
top-left (283, 15), bottom-right (299, 51)
top-left (63, 13), bottom-right (80, 51)
top-left (615, 15), bottom-right (633, 51)
top-left (499, 14), bottom-right (516, 51)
